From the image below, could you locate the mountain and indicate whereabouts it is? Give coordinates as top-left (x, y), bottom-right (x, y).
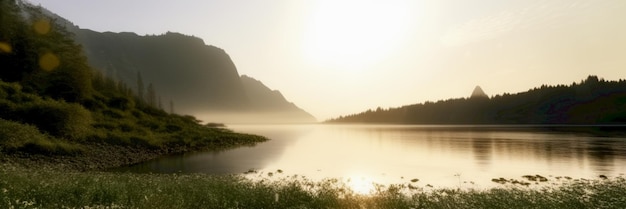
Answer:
top-left (238, 75), bottom-right (316, 123)
top-left (470, 86), bottom-right (488, 99)
top-left (328, 76), bottom-right (626, 124)
top-left (42, 13), bottom-right (316, 123)
top-left (73, 30), bottom-right (248, 111)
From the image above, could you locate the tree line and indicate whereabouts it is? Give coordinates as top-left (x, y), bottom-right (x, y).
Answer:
top-left (328, 76), bottom-right (626, 125)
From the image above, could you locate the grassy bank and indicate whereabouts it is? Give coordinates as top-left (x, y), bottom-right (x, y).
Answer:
top-left (1, 166), bottom-right (625, 209)
top-left (0, 80), bottom-right (268, 171)
top-left (0, 132), bottom-right (267, 172)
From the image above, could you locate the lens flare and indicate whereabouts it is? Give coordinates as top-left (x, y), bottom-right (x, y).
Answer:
top-left (33, 19), bottom-right (51, 35)
top-left (39, 52), bottom-right (60, 71)
top-left (0, 42), bottom-right (11, 53)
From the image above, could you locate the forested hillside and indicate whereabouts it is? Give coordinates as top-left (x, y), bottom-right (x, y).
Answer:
top-left (0, 0), bottom-right (266, 169)
top-left (328, 76), bottom-right (626, 125)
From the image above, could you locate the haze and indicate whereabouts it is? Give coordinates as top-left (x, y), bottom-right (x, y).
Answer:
top-left (29, 0), bottom-right (626, 120)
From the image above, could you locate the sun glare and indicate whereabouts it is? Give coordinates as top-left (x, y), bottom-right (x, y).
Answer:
top-left (302, 0), bottom-right (413, 71)
top-left (346, 175), bottom-right (376, 195)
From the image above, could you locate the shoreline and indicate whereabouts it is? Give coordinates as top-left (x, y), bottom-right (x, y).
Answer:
top-left (0, 134), bottom-right (268, 172)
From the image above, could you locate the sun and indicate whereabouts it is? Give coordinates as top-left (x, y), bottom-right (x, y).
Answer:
top-left (302, 0), bottom-right (413, 70)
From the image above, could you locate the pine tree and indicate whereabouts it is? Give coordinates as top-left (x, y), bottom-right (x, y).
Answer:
top-left (169, 100), bottom-right (174, 114)
top-left (158, 96), bottom-right (163, 109)
top-left (137, 71), bottom-right (144, 102)
top-left (147, 83), bottom-right (156, 107)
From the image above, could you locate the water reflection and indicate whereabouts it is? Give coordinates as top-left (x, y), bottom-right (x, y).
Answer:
top-left (115, 125), bottom-right (314, 173)
top-left (471, 137), bottom-right (493, 170)
top-left (117, 124), bottom-right (626, 188)
top-left (588, 139), bottom-right (617, 173)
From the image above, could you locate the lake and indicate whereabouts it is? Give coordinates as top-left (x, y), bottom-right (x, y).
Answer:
top-left (117, 124), bottom-right (626, 191)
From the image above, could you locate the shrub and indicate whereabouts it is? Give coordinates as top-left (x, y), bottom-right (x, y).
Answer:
top-left (0, 118), bottom-right (48, 150)
top-left (165, 124), bottom-right (183, 132)
top-left (108, 96), bottom-right (134, 110)
top-left (16, 99), bottom-right (92, 140)
top-left (138, 118), bottom-right (160, 129)
top-left (0, 99), bottom-right (17, 118)
top-left (137, 103), bottom-right (168, 117)
top-left (0, 118), bottom-right (82, 154)
top-left (19, 138), bottom-right (84, 155)
top-left (101, 109), bottom-right (125, 119)
top-left (81, 96), bottom-right (106, 111)
top-left (0, 81), bottom-right (38, 104)
top-left (0, 80), bottom-right (22, 99)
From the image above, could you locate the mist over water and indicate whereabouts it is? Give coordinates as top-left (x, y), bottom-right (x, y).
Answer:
top-left (118, 124), bottom-right (626, 188)
top-left (194, 111), bottom-right (318, 124)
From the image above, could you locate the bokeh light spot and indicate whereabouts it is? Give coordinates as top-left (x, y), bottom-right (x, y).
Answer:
top-left (33, 19), bottom-right (51, 35)
top-left (0, 42), bottom-right (11, 53)
top-left (39, 52), bottom-right (60, 71)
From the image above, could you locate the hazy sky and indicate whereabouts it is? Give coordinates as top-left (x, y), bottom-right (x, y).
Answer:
top-left (29, 0), bottom-right (626, 120)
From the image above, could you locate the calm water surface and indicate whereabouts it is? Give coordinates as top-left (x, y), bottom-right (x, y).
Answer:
top-left (118, 124), bottom-right (626, 189)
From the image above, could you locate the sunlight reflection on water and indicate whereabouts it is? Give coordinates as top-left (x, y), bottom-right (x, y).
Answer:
top-left (118, 124), bottom-right (626, 188)
top-left (346, 173), bottom-right (377, 195)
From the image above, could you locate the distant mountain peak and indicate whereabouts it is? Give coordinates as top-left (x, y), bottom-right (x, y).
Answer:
top-left (471, 85), bottom-right (489, 98)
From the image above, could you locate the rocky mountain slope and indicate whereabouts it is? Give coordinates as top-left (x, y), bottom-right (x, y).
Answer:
top-left (41, 7), bottom-right (316, 123)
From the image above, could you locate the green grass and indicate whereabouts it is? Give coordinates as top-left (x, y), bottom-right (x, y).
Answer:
top-left (1, 166), bottom-right (625, 209)
top-left (1, 79), bottom-right (268, 171)
top-left (1, 79), bottom-right (268, 157)
top-left (0, 118), bottom-right (84, 155)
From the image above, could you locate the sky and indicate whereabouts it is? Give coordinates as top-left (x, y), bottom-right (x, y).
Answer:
top-left (28, 0), bottom-right (626, 120)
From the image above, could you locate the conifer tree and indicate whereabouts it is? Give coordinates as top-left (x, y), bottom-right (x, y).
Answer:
top-left (158, 96), bottom-right (163, 109)
top-left (169, 100), bottom-right (174, 114)
top-left (147, 83), bottom-right (156, 107)
top-left (137, 71), bottom-right (144, 102)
